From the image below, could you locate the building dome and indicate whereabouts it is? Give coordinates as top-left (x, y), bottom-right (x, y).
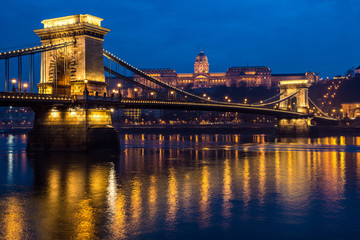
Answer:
top-left (195, 50), bottom-right (208, 62)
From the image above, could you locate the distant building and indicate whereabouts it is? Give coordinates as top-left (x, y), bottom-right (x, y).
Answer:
top-left (132, 50), bottom-right (317, 89)
top-left (342, 102), bottom-right (360, 119)
top-left (355, 66), bottom-right (360, 75)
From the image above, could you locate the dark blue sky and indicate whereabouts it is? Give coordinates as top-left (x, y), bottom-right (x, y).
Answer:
top-left (1, 0), bottom-right (360, 78)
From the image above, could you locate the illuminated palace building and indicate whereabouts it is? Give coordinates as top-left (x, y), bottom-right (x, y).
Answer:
top-left (134, 51), bottom-right (318, 89)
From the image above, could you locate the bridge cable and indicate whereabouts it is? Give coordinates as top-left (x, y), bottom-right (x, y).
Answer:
top-left (104, 66), bottom-right (172, 100)
top-left (308, 97), bottom-right (328, 117)
top-left (103, 50), bottom-right (219, 103)
top-left (0, 41), bottom-right (76, 60)
top-left (252, 91), bottom-right (285, 105)
top-left (251, 90), bottom-right (300, 107)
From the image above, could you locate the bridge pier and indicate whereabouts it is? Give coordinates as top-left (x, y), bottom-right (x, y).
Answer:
top-left (276, 118), bottom-right (312, 136)
top-left (27, 107), bottom-right (119, 152)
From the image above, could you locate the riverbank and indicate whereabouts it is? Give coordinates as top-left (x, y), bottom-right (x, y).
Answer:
top-left (3, 125), bottom-right (360, 137)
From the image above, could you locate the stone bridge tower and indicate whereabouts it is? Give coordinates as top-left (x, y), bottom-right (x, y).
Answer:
top-left (34, 14), bottom-right (110, 96)
top-left (277, 79), bottom-right (312, 135)
top-left (278, 79), bottom-right (311, 114)
top-left (28, 15), bottom-right (119, 152)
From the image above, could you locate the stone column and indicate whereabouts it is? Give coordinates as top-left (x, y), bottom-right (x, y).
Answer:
top-left (276, 118), bottom-right (312, 136)
top-left (27, 107), bottom-right (119, 152)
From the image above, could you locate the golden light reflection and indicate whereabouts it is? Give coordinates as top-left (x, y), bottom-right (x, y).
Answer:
top-left (167, 168), bottom-right (178, 224)
top-left (275, 150), bottom-right (280, 192)
top-left (243, 157), bottom-right (251, 207)
top-left (111, 188), bottom-right (127, 239)
top-left (200, 165), bottom-right (210, 227)
top-left (66, 169), bottom-right (85, 205)
top-left (1, 196), bottom-right (26, 240)
top-left (131, 177), bottom-right (142, 227)
top-left (182, 173), bottom-right (192, 218)
top-left (48, 169), bottom-right (60, 203)
top-left (222, 159), bottom-right (232, 219)
top-left (90, 166), bottom-right (108, 203)
top-left (74, 198), bottom-right (95, 240)
top-left (148, 175), bottom-right (157, 221)
top-left (258, 150), bottom-right (266, 204)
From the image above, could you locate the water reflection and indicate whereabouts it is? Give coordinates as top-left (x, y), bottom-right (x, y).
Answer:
top-left (1, 196), bottom-right (26, 240)
top-left (1, 133), bottom-right (360, 239)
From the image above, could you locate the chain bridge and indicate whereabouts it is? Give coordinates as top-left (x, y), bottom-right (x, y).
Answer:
top-left (0, 14), bottom-right (337, 151)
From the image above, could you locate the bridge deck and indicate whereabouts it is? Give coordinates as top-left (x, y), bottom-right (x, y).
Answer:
top-left (0, 92), bottom-right (337, 123)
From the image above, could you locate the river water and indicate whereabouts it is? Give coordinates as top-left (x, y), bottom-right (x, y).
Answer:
top-left (1, 133), bottom-right (360, 239)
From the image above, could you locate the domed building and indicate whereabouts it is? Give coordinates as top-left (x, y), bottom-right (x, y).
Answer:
top-left (192, 51), bottom-right (210, 88)
top-left (133, 50), bottom-right (317, 91)
top-left (177, 50), bottom-right (227, 88)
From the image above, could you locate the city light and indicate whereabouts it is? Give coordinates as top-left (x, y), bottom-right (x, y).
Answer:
top-left (23, 83), bottom-right (28, 93)
top-left (11, 78), bottom-right (17, 92)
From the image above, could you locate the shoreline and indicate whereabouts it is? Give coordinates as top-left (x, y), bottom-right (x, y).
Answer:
top-left (2, 125), bottom-right (360, 137)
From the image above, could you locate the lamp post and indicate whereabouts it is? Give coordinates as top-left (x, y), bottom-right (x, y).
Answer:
top-left (11, 79), bottom-right (17, 92)
top-left (23, 83), bottom-right (28, 93)
top-left (117, 83), bottom-right (122, 98)
top-left (83, 80), bottom-right (89, 97)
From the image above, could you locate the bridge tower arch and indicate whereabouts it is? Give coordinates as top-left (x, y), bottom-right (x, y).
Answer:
top-left (279, 79), bottom-right (311, 114)
top-left (34, 14), bottom-right (110, 96)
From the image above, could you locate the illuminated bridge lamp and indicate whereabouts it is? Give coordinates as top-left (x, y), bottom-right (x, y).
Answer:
top-left (11, 79), bottom-right (17, 92)
top-left (84, 79), bottom-right (88, 91)
top-left (207, 97), bottom-right (210, 100)
top-left (225, 96), bottom-right (228, 100)
top-left (203, 93), bottom-right (206, 97)
top-left (23, 83), bottom-right (28, 93)
top-left (228, 99), bottom-right (231, 102)
top-left (117, 83), bottom-right (121, 95)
